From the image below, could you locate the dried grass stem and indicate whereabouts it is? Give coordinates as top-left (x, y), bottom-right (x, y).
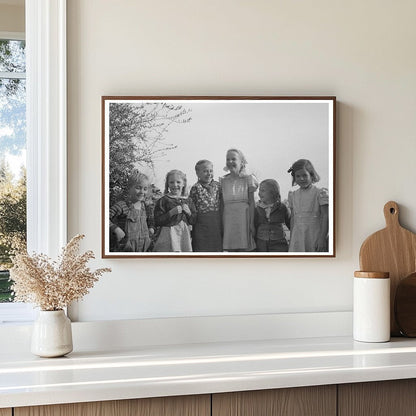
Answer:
top-left (10, 234), bottom-right (111, 310)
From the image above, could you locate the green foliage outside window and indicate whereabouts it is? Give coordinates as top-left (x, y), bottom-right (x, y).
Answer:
top-left (0, 38), bottom-right (26, 302)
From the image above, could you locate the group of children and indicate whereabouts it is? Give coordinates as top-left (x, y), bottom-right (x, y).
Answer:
top-left (109, 149), bottom-right (329, 253)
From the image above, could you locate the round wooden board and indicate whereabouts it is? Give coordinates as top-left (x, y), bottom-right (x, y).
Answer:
top-left (359, 201), bottom-right (416, 335)
top-left (395, 272), bottom-right (416, 337)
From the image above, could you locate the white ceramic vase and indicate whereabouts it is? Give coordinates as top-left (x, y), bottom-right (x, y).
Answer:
top-left (31, 310), bottom-right (73, 357)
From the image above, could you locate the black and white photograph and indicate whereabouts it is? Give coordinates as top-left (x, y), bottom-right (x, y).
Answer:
top-left (102, 96), bottom-right (335, 258)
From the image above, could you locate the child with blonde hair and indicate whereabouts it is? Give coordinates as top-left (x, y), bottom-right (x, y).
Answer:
top-left (287, 159), bottom-right (329, 252)
top-left (220, 148), bottom-right (258, 251)
top-left (189, 160), bottom-right (222, 252)
top-left (153, 170), bottom-right (195, 252)
top-left (255, 179), bottom-right (290, 252)
top-left (109, 170), bottom-right (154, 252)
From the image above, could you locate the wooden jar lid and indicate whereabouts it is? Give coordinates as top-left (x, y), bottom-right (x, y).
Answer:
top-left (354, 271), bottom-right (390, 279)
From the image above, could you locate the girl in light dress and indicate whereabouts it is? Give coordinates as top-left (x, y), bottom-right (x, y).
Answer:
top-left (109, 171), bottom-right (154, 252)
top-left (153, 170), bottom-right (195, 252)
top-left (287, 159), bottom-right (329, 252)
top-left (220, 149), bottom-right (258, 252)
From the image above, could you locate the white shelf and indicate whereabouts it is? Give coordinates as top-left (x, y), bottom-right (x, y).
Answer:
top-left (2, 335), bottom-right (416, 408)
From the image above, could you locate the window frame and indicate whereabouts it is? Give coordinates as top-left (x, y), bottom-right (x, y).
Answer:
top-left (0, 0), bottom-right (67, 323)
top-left (26, 0), bottom-right (67, 257)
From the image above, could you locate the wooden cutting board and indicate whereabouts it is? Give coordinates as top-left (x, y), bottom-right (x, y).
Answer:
top-left (395, 272), bottom-right (416, 337)
top-left (359, 201), bottom-right (416, 336)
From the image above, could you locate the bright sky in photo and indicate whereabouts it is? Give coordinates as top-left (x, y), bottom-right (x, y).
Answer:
top-left (139, 100), bottom-right (331, 201)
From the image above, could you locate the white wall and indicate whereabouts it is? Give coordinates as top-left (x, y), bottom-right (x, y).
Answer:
top-left (67, 0), bottom-right (416, 322)
top-left (0, 3), bottom-right (24, 33)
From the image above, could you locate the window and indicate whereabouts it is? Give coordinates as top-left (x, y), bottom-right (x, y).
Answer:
top-left (0, 0), bottom-right (67, 323)
top-left (0, 34), bottom-right (26, 305)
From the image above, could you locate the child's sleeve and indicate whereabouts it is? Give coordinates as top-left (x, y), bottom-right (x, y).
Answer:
top-left (186, 198), bottom-right (197, 225)
top-left (287, 191), bottom-right (294, 231)
top-left (154, 197), bottom-right (172, 226)
top-left (145, 203), bottom-right (155, 229)
top-left (284, 204), bottom-right (291, 230)
top-left (254, 206), bottom-right (259, 229)
top-left (109, 201), bottom-right (126, 233)
top-left (318, 188), bottom-right (329, 205)
top-left (217, 178), bottom-right (223, 202)
top-left (218, 181), bottom-right (224, 227)
top-left (247, 174), bottom-right (259, 193)
top-left (287, 191), bottom-right (294, 211)
top-left (189, 185), bottom-right (197, 207)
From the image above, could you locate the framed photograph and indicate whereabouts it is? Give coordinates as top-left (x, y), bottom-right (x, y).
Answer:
top-left (102, 96), bottom-right (335, 258)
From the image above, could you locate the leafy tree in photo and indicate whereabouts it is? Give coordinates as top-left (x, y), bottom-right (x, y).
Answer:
top-left (109, 102), bottom-right (192, 204)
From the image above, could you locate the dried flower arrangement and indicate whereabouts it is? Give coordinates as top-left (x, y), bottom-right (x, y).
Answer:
top-left (10, 234), bottom-right (111, 311)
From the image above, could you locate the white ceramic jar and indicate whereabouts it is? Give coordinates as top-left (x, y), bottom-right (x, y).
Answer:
top-left (353, 271), bottom-right (390, 343)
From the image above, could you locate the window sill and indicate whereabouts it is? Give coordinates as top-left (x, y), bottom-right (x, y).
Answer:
top-left (0, 303), bottom-right (36, 324)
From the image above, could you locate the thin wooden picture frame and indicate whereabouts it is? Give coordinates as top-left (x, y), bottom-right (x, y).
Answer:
top-left (102, 96), bottom-right (336, 258)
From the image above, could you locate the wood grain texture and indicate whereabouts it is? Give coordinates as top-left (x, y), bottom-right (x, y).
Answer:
top-left (212, 386), bottom-right (336, 416)
top-left (14, 395), bottom-right (210, 416)
top-left (394, 272), bottom-right (416, 336)
top-left (359, 201), bottom-right (416, 335)
top-left (354, 271), bottom-right (389, 279)
top-left (0, 409), bottom-right (12, 416)
top-left (339, 380), bottom-right (416, 416)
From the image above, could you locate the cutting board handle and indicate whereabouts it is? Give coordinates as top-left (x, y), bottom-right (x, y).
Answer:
top-left (384, 201), bottom-right (400, 228)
